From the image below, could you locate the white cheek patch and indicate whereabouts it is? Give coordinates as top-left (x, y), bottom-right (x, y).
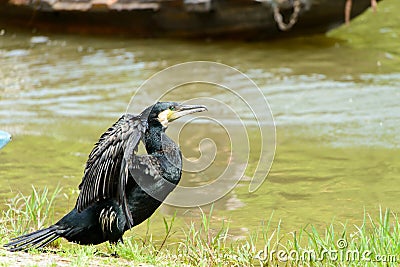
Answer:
top-left (157, 110), bottom-right (170, 128)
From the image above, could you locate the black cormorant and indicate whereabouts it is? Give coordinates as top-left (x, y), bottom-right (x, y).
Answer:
top-left (4, 102), bottom-right (207, 252)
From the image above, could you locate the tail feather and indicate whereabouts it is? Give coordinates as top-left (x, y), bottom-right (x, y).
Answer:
top-left (4, 225), bottom-right (64, 252)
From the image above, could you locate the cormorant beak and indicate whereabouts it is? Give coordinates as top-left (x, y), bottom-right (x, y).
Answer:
top-left (168, 104), bottom-right (207, 122)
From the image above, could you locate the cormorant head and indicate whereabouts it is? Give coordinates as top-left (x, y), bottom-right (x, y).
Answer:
top-left (141, 102), bottom-right (207, 128)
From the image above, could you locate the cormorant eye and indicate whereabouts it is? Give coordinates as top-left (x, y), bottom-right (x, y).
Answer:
top-left (169, 106), bottom-right (175, 111)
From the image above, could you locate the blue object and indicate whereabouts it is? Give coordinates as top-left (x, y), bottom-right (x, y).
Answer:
top-left (0, 131), bottom-right (11, 150)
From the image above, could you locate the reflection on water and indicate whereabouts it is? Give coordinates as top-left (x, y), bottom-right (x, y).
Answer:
top-left (0, 29), bottom-right (399, 240)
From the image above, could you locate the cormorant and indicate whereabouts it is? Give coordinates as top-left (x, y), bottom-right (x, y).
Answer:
top-left (4, 102), bottom-right (207, 252)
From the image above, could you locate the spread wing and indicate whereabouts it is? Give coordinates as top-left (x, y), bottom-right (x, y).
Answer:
top-left (76, 114), bottom-right (147, 227)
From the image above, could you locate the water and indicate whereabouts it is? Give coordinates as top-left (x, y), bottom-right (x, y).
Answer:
top-left (0, 29), bottom-right (399, 242)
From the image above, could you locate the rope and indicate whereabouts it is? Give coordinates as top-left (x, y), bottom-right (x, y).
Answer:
top-left (272, 0), bottom-right (302, 31)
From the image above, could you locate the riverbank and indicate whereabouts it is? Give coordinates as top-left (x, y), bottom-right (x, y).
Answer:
top-left (329, 0), bottom-right (400, 70)
top-left (0, 187), bottom-right (398, 266)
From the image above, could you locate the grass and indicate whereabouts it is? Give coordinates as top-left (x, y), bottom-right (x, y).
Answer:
top-left (2, 186), bottom-right (61, 236)
top-left (0, 187), bottom-right (399, 266)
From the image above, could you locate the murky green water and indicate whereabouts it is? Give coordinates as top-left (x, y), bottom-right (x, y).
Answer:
top-left (0, 27), bottom-right (399, 242)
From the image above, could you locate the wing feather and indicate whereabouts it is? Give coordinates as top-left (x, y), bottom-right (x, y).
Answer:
top-left (76, 114), bottom-right (147, 217)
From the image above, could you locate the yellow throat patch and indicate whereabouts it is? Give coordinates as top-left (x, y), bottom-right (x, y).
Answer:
top-left (157, 109), bottom-right (172, 127)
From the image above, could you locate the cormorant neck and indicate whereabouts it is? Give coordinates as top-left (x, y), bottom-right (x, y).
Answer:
top-left (144, 123), bottom-right (166, 154)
